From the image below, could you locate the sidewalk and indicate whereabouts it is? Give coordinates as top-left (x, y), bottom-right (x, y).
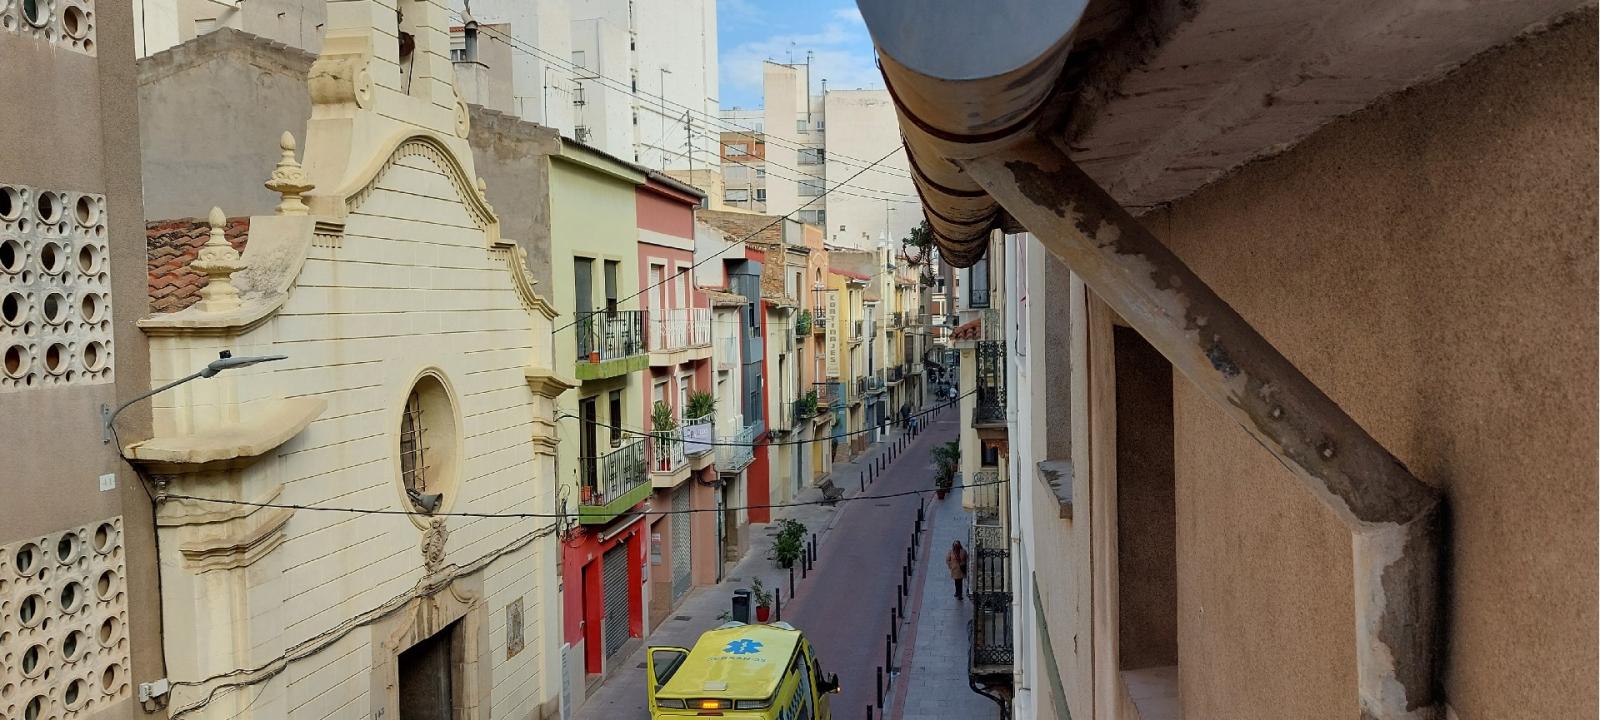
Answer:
top-left (894, 482), bottom-right (1002, 720)
top-left (572, 414), bottom-right (938, 720)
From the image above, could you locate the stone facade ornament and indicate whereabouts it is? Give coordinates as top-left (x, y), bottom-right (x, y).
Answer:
top-left (421, 516), bottom-right (449, 573)
top-left (265, 131), bottom-right (315, 215)
top-left (307, 54), bottom-right (373, 108)
top-left (191, 206), bottom-right (247, 313)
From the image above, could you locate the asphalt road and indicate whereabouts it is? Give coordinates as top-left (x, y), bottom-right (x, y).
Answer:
top-left (788, 412), bottom-right (955, 720)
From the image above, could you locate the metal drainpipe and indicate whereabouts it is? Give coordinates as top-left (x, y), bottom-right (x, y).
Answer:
top-left (860, 2), bottom-right (1444, 717)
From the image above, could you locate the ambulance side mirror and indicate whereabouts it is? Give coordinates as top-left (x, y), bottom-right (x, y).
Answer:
top-left (823, 673), bottom-right (842, 694)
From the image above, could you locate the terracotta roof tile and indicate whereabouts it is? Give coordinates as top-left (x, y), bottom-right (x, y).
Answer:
top-left (147, 217), bottom-right (250, 313)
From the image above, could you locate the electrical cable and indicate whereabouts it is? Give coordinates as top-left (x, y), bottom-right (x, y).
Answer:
top-left (465, 20), bottom-right (909, 178)
top-left (558, 389), bottom-right (976, 449)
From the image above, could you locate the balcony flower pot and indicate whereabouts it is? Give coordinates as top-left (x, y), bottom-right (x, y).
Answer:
top-left (589, 350), bottom-right (601, 363)
top-left (581, 485), bottom-right (594, 504)
top-left (936, 487), bottom-right (948, 500)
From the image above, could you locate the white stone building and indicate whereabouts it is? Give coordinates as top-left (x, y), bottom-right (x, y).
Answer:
top-left (723, 63), bottom-right (921, 249)
top-left (128, 0), bottom-right (570, 717)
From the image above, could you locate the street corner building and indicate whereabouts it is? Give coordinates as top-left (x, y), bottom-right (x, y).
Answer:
top-left (860, 1), bottom-right (1598, 720)
top-left (126, 0), bottom-right (572, 717)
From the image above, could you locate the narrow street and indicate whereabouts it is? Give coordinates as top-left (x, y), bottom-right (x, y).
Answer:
top-left (573, 404), bottom-right (969, 720)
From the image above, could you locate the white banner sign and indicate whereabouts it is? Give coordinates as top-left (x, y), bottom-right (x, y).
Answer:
top-left (825, 290), bottom-right (841, 378)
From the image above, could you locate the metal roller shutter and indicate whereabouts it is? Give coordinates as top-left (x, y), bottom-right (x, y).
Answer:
top-left (602, 542), bottom-right (631, 659)
top-left (671, 489), bottom-right (692, 600)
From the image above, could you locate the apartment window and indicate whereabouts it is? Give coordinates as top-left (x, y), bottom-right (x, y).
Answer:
top-left (631, 73), bottom-right (638, 92)
top-left (726, 143), bottom-right (749, 156)
top-left (798, 179), bottom-right (824, 197)
top-left (1114, 326), bottom-right (1179, 681)
top-left (604, 260), bottom-right (620, 314)
top-left (797, 209), bottom-right (824, 226)
top-left (796, 119), bottom-right (808, 134)
top-left (755, 167), bottom-right (766, 179)
top-left (755, 189), bottom-right (766, 202)
top-left (571, 50), bottom-right (587, 69)
top-left (816, 119), bottom-right (825, 132)
top-left (968, 256), bottom-right (991, 308)
top-left (725, 165), bottom-right (749, 182)
top-left (609, 390), bottom-right (624, 447)
top-left (798, 148), bottom-right (824, 165)
top-left (725, 189), bottom-right (750, 203)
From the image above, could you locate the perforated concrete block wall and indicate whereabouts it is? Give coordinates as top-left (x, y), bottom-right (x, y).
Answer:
top-left (0, 0), bottom-right (97, 55)
top-left (0, 183), bottom-right (113, 392)
top-left (0, 517), bottom-right (131, 719)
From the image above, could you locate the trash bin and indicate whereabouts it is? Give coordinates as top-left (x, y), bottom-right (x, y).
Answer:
top-left (731, 589), bottom-right (751, 624)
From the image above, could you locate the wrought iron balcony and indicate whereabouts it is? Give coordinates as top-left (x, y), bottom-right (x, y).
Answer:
top-left (647, 307), bottom-right (711, 355)
top-left (716, 418), bottom-right (758, 472)
top-left (970, 511), bottom-right (1013, 674)
top-left (974, 340), bottom-right (1006, 427)
top-left (812, 315), bottom-right (827, 334)
top-left (682, 412), bottom-right (715, 457)
top-left (792, 391), bottom-right (820, 426)
top-left (887, 365), bottom-right (903, 384)
top-left (578, 438), bottom-right (648, 524)
top-left (575, 310), bottom-right (646, 380)
top-left (969, 468), bottom-right (1001, 511)
top-left (815, 381), bottom-right (840, 409)
top-left (650, 426), bottom-right (686, 475)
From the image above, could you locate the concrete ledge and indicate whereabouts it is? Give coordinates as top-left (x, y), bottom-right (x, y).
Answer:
top-left (1036, 458), bottom-right (1073, 520)
top-left (124, 396), bottom-right (325, 471)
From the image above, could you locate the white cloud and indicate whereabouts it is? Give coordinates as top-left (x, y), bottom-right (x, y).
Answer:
top-left (721, 10), bottom-right (882, 105)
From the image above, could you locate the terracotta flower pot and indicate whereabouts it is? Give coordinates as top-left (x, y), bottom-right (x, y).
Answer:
top-left (589, 350), bottom-right (601, 363)
top-left (936, 488), bottom-right (948, 500)
top-left (755, 605), bottom-right (771, 622)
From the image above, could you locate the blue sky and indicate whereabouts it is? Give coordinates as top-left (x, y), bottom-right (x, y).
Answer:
top-left (717, 0), bottom-right (883, 110)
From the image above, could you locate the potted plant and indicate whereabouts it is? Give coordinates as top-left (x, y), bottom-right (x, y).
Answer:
top-left (751, 577), bottom-right (773, 622)
top-left (931, 441), bottom-right (960, 500)
top-left (686, 391), bottom-right (716, 420)
top-left (768, 518), bottom-right (806, 569)
top-left (794, 309), bottom-right (813, 335)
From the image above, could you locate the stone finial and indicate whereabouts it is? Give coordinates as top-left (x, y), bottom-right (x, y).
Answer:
top-left (265, 131), bottom-right (315, 215)
top-left (192, 207), bottom-right (247, 313)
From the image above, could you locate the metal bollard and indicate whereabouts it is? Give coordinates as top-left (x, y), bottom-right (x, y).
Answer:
top-left (917, 505), bottom-right (925, 525)
top-left (775, 587), bottom-right (782, 622)
top-left (811, 534), bottom-right (818, 560)
top-left (885, 633), bottom-right (893, 673)
top-left (876, 667), bottom-right (884, 709)
top-left (890, 607), bottom-right (898, 645)
top-left (802, 551), bottom-right (809, 579)
top-left (860, 471), bottom-right (865, 492)
top-left (790, 566), bottom-right (795, 598)
top-left (897, 583), bottom-right (904, 618)
top-left (868, 705), bottom-right (874, 720)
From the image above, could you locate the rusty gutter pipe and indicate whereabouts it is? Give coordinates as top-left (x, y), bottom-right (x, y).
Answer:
top-left (962, 137), bottom-right (1443, 720)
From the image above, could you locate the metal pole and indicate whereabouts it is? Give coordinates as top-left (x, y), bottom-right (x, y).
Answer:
top-left (890, 607), bottom-right (898, 645)
top-left (775, 587), bottom-right (782, 622)
top-left (876, 666), bottom-right (884, 709)
top-left (790, 566), bottom-right (795, 598)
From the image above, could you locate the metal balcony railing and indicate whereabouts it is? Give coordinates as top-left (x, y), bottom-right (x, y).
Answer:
top-left (855, 376), bottom-right (869, 397)
top-left (970, 511), bottom-right (1013, 671)
top-left (647, 307), bottom-right (711, 353)
top-left (887, 365), bottom-right (903, 383)
top-left (974, 340), bottom-right (1006, 426)
top-left (716, 419), bottom-right (758, 472)
top-left (815, 382), bottom-right (840, 408)
top-left (792, 394), bottom-right (819, 426)
top-left (579, 438), bottom-right (648, 524)
top-left (682, 412), bottom-right (714, 456)
top-left (575, 310), bottom-right (645, 363)
top-left (812, 315), bottom-right (827, 334)
top-left (650, 426), bottom-right (686, 474)
top-left (969, 468), bottom-right (1001, 510)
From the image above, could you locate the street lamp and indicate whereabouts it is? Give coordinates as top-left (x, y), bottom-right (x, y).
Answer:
top-left (101, 350), bottom-right (288, 444)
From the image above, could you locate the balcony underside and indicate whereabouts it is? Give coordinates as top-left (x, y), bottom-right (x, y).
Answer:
top-left (575, 353), bottom-right (648, 381)
top-left (688, 449), bottom-right (714, 471)
top-left (649, 344), bottom-right (713, 368)
top-left (578, 479), bottom-right (651, 525)
top-left (651, 464), bottom-right (692, 489)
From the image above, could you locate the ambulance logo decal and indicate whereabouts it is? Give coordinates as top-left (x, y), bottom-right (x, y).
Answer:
top-left (724, 639), bottom-right (763, 655)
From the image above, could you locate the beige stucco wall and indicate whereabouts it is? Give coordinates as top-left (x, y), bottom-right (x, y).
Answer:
top-left (0, 0), bottom-right (162, 710)
top-left (1142, 13), bottom-right (1596, 719)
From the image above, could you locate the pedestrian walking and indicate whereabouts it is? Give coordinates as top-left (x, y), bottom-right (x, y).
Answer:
top-left (947, 540), bottom-right (969, 601)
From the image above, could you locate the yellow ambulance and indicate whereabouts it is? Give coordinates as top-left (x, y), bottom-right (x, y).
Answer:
top-left (646, 621), bottom-right (840, 719)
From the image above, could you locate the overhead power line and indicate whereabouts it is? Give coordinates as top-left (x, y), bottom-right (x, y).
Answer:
top-left (463, 18), bottom-right (910, 178)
